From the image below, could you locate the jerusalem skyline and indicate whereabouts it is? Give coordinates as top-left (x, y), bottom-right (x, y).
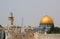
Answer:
top-left (0, 0), bottom-right (60, 27)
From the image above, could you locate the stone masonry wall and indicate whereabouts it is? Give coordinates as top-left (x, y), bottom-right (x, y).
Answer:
top-left (38, 34), bottom-right (60, 39)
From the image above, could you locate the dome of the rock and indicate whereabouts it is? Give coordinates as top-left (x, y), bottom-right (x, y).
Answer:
top-left (38, 15), bottom-right (54, 33)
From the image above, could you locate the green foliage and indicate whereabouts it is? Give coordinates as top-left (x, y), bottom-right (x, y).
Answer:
top-left (47, 27), bottom-right (60, 34)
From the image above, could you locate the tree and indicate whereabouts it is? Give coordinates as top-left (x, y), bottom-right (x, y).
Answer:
top-left (47, 27), bottom-right (60, 34)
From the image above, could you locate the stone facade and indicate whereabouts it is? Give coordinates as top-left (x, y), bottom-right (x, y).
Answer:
top-left (5, 25), bottom-right (35, 39)
top-left (34, 32), bottom-right (60, 39)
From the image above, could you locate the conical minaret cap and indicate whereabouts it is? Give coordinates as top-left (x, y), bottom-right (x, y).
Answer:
top-left (9, 12), bottom-right (13, 17)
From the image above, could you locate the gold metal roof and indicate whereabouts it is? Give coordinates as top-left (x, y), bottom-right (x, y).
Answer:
top-left (40, 15), bottom-right (53, 24)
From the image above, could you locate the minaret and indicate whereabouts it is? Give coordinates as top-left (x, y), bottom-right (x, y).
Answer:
top-left (8, 12), bottom-right (14, 25)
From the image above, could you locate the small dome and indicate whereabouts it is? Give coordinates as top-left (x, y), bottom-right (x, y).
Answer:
top-left (40, 15), bottom-right (53, 24)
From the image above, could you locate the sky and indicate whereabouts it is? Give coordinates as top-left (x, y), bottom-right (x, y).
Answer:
top-left (0, 0), bottom-right (60, 27)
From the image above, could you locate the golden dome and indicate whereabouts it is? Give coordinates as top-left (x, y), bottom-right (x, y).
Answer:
top-left (40, 15), bottom-right (53, 24)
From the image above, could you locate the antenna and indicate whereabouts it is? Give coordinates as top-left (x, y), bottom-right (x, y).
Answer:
top-left (43, 12), bottom-right (48, 16)
top-left (45, 12), bottom-right (48, 15)
top-left (21, 17), bottom-right (23, 26)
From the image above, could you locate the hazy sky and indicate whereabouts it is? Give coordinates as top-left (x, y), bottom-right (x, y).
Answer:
top-left (0, 0), bottom-right (60, 27)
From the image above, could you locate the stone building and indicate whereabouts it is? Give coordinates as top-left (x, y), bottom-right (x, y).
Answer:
top-left (3, 13), bottom-right (60, 39)
top-left (0, 25), bottom-right (5, 39)
top-left (39, 15), bottom-right (54, 32)
top-left (5, 13), bottom-right (35, 39)
top-left (34, 15), bottom-right (54, 33)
